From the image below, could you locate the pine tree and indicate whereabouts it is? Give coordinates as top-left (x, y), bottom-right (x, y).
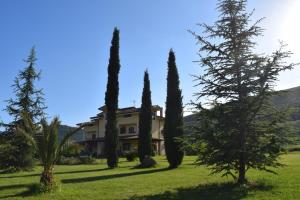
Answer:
top-left (190, 0), bottom-right (296, 184)
top-left (4, 47), bottom-right (46, 170)
top-left (104, 28), bottom-right (121, 168)
top-left (6, 47), bottom-right (46, 127)
top-left (164, 49), bottom-right (184, 169)
top-left (138, 70), bottom-right (152, 162)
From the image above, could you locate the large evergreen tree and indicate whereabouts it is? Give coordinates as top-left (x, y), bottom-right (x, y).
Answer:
top-left (190, 0), bottom-right (296, 184)
top-left (3, 47), bottom-right (46, 170)
top-left (138, 70), bottom-right (153, 162)
top-left (6, 47), bottom-right (46, 127)
top-left (104, 28), bottom-right (121, 168)
top-left (164, 49), bottom-right (184, 169)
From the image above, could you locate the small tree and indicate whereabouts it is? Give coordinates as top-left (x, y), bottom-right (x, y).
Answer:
top-left (104, 28), bottom-right (121, 168)
top-left (138, 70), bottom-right (153, 163)
top-left (190, 0), bottom-right (296, 184)
top-left (17, 113), bottom-right (83, 191)
top-left (164, 49), bottom-right (184, 169)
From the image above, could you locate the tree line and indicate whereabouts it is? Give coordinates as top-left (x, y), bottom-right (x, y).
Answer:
top-left (0, 28), bottom-right (184, 191)
top-left (104, 28), bottom-right (184, 169)
top-left (0, 0), bottom-right (297, 193)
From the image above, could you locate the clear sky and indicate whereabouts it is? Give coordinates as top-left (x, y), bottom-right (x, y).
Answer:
top-left (0, 0), bottom-right (300, 126)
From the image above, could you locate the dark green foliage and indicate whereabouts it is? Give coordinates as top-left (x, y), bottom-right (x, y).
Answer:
top-left (190, 0), bottom-right (296, 184)
top-left (138, 70), bottom-right (153, 163)
top-left (139, 156), bottom-right (157, 168)
top-left (57, 156), bottom-right (96, 165)
top-left (62, 143), bottom-right (84, 157)
top-left (6, 47), bottom-right (46, 126)
top-left (124, 150), bottom-right (138, 162)
top-left (104, 28), bottom-right (121, 168)
top-left (2, 47), bottom-right (46, 170)
top-left (164, 49), bottom-right (184, 168)
top-left (0, 131), bottom-right (34, 171)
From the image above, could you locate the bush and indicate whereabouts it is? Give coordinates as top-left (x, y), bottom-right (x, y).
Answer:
top-left (0, 132), bottom-right (35, 171)
top-left (57, 157), bottom-right (80, 165)
top-left (79, 156), bottom-right (97, 164)
top-left (124, 151), bottom-right (138, 162)
top-left (57, 156), bottom-right (96, 165)
top-left (139, 156), bottom-right (157, 168)
top-left (62, 143), bottom-right (84, 157)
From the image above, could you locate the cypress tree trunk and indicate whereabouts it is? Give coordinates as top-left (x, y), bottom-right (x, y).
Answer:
top-left (164, 49), bottom-right (184, 169)
top-left (104, 28), bottom-right (121, 168)
top-left (138, 70), bottom-right (152, 163)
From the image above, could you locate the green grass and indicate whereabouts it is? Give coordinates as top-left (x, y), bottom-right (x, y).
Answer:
top-left (0, 153), bottom-right (300, 200)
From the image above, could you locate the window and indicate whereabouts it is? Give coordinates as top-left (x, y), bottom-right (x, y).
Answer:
top-left (152, 112), bottom-right (156, 120)
top-left (123, 114), bottom-right (132, 118)
top-left (120, 127), bottom-right (126, 134)
top-left (92, 134), bottom-right (96, 140)
top-left (128, 127), bottom-right (136, 134)
top-left (123, 143), bottom-right (131, 151)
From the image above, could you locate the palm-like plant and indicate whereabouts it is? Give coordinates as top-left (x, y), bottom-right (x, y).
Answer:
top-left (17, 113), bottom-right (83, 190)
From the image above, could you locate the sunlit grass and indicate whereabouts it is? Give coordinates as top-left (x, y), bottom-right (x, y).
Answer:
top-left (0, 153), bottom-right (299, 200)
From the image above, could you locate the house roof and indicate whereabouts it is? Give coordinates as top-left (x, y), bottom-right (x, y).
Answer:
top-left (79, 135), bottom-right (164, 143)
top-left (93, 105), bottom-right (163, 119)
top-left (77, 105), bottom-right (164, 126)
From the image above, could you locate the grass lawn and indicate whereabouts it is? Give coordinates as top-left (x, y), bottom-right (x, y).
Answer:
top-left (0, 153), bottom-right (299, 200)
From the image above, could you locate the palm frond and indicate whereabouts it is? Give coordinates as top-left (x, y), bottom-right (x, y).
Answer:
top-left (56, 124), bottom-right (84, 161)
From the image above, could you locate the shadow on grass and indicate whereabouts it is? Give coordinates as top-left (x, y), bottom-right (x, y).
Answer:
top-left (127, 181), bottom-right (273, 200)
top-left (0, 168), bottom-right (112, 179)
top-left (62, 168), bottom-right (169, 184)
top-left (0, 184), bottom-right (28, 191)
top-left (0, 184), bottom-right (35, 199)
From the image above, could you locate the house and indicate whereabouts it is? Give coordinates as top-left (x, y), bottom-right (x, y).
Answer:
top-left (77, 105), bottom-right (165, 157)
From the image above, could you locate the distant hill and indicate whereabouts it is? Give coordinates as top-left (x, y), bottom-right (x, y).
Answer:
top-left (272, 86), bottom-right (300, 108)
top-left (58, 125), bottom-right (85, 143)
top-left (184, 86), bottom-right (300, 135)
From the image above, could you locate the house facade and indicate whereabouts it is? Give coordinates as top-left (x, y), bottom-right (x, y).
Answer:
top-left (78, 105), bottom-right (165, 157)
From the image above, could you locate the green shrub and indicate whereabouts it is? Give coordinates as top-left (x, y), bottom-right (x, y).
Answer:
top-left (0, 132), bottom-right (34, 171)
top-left (57, 156), bottom-right (96, 165)
top-left (62, 143), bottom-right (84, 157)
top-left (57, 157), bottom-right (80, 165)
top-left (79, 156), bottom-right (97, 164)
top-left (139, 156), bottom-right (157, 168)
top-left (124, 151), bottom-right (138, 162)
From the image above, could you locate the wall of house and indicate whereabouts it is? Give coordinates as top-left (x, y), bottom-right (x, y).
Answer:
top-left (98, 117), bottom-right (105, 137)
top-left (84, 113), bottom-right (164, 139)
top-left (117, 113), bottom-right (139, 135)
top-left (152, 117), bottom-right (164, 139)
top-left (83, 110), bottom-right (165, 155)
top-left (83, 124), bottom-right (98, 140)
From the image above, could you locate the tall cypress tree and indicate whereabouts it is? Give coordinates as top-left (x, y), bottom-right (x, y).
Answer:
top-left (104, 28), bottom-right (121, 168)
top-left (164, 49), bottom-right (184, 169)
top-left (190, 0), bottom-right (296, 184)
top-left (138, 70), bottom-right (152, 162)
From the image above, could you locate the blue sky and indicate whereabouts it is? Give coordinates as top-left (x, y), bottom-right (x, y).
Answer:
top-left (1, 0), bottom-right (300, 126)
